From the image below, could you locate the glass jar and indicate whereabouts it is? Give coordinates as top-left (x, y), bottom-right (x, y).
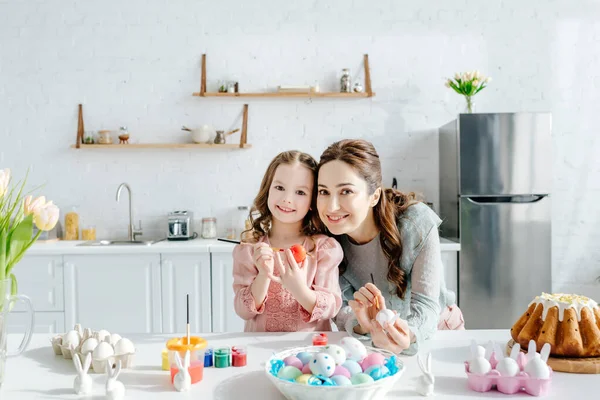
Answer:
top-left (64, 206), bottom-right (80, 240)
top-left (97, 130), bottom-right (113, 144)
top-left (81, 225), bottom-right (96, 241)
top-left (201, 218), bottom-right (217, 239)
top-left (340, 68), bottom-right (351, 93)
top-left (228, 206), bottom-right (250, 240)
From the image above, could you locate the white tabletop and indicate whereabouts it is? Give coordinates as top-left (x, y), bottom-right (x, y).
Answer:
top-left (3, 330), bottom-right (594, 399)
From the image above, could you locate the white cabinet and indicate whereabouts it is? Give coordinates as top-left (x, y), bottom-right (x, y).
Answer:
top-left (63, 254), bottom-right (162, 334)
top-left (12, 255), bottom-right (64, 312)
top-left (160, 254), bottom-right (212, 334)
top-left (441, 251), bottom-right (459, 304)
top-left (5, 311), bottom-right (65, 334)
top-left (210, 253), bottom-right (244, 333)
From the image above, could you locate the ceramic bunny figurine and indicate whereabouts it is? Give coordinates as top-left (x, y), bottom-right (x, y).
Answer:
top-left (468, 340), bottom-right (491, 375)
top-left (173, 350), bottom-right (191, 392)
top-left (73, 352), bottom-right (92, 395)
top-left (105, 359), bottom-right (125, 400)
top-left (524, 340), bottom-right (551, 379)
top-left (416, 352), bottom-right (435, 396)
top-left (495, 342), bottom-right (520, 377)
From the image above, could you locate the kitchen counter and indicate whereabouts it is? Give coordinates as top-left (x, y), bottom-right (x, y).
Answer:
top-left (1, 330), bottom-right (593, 399)
top-left (27, 237), bottom-right (460, 255)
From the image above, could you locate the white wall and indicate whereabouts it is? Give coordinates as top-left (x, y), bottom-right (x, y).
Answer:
top-left (1, 0), bottom-right (599, 297)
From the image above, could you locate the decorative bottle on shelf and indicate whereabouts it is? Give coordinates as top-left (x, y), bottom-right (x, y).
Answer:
top-left (340, 69), bottom-right (351, 93)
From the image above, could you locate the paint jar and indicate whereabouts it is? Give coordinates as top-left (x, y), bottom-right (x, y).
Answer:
top-left (214, 347), bottom-right (231, 368)
top-left (204, 348), bottom-right (213, 367)
top-left (312, 333), bottom-right (328, 346)
top-left (232, 346), bottom-right (247, 367)
top-left (166, 336), bottom-right (207, 384)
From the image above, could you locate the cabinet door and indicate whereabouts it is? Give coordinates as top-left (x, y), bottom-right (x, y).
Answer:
top-left (6, 311), bottom-right (65, 334)
top-left (210, 253), bottom-right (244, 333)
top-left (63, 254), bottom-right (162, 334)
top-left (12, 255), bottom-right (64, 312)
top-left (441, 251), bottom-right (458, 304)
top-left (161, 254), bottom-right (212, 333)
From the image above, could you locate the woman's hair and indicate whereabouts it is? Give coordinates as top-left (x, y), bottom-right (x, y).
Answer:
top-left (244, 150), bottom-right (324, 243)
top-left (318, 139), bottom-right (419, 299)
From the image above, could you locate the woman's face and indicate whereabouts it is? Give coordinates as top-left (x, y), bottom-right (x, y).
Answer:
top-left (317, 160), bottom-right (378, 236)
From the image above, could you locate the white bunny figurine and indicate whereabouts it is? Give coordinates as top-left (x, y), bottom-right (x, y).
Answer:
top-left (468, 340), bottom-right (491, 375)
top-left (524, 340), bottom-right (551, 379)
top-left (416, 352), bottom-right (435, 397)
top-left (173, 350), bottom-right (192, 392)
top-left (105, 359), bottom-right (125, 400)
top-left (495, 342), bottom-right (520, 377)
top-left (72, 352), bottom-right (92, 395)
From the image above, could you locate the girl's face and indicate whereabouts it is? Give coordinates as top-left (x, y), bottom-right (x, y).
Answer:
top-left (268, 162), bottom-right (314, 225)
top-left (317, 160), bottom-right (378, 236)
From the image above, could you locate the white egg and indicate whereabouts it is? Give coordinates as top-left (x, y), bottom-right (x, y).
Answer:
top-left (114, 338), bottom-right (135, 355)
top-left (62, 330), bottom-right (81, 347)
top-left (96, 329), bottom-right (111, 343)
top-left (309, 353), bottom-right (336, 377)
top-left (340, 337), bottom-right (367, 362)
top-left (80, 337), bottom-right (99, 355)
top-left (92, 341), bottom-right (114, 360)
top-left (496, 358), bottom-right (519, 377)
top-left (376, 309), bottom-right (397, 327)
top-left (110, 333), bottom-right (122, 346)
top-left (468, 358), bottom-right (491, 375)
top-left (524, 357), bottom-right (550, 379)
top-left (321, 344), bottom-right (346, 365)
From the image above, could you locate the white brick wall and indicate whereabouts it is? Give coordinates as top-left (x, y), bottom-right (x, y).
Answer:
top-left (0, 0), bottom-right (598, 297)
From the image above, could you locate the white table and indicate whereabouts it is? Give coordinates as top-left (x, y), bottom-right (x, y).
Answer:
top-left (2, 330), bottom-right (597, 399)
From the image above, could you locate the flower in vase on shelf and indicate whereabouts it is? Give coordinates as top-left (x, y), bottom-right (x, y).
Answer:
top-left (0, 168), bottom-right (59, 296)
top-left (445, 70), bottom-right (491, 113)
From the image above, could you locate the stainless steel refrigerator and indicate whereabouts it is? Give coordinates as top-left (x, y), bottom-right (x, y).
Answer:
top-left (439, 113), bottom-right (552, 329)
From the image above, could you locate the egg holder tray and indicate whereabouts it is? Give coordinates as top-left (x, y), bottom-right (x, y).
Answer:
top-left (464, 352), bottom-right (552, 397)
top-left (50, 335), bottom-right (136, 374)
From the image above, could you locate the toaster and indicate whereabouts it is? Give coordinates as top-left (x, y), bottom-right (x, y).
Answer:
top-left (167, 211), bottom-right (196, 240)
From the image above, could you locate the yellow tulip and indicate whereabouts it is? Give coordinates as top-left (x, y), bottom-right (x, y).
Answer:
top-left (23, 195), bottom-right (46, 216)
top-left (33, 201), bottom-right (60, 231)
top-left (0, 168), bottom-right (10, 198)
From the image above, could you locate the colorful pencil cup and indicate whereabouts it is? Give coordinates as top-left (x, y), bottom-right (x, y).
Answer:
top-left (166, 336), bottom-right (208, 384)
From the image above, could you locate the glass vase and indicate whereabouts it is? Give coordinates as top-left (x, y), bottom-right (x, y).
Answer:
top-left (464, 96), bottom-right (475, 113)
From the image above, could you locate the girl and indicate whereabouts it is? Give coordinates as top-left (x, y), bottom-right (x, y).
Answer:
top-left (317, 139), bottom-right (464, 355)
top-left (232, 150), bottom-right (344, 332)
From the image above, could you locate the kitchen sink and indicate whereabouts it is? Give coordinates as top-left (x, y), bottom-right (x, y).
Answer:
top-left (77, 238), bottom-right (166, 246)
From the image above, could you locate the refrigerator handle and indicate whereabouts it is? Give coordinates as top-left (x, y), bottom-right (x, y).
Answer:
top-left (465, 195), bottom-right (548, 205)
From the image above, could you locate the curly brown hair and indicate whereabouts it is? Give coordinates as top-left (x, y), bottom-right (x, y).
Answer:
top-left (243, 150), bottom-right (325, 243)
top-left (317, 139), bottom-right (419, 299)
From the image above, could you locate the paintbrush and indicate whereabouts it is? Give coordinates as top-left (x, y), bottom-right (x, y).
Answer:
top-left (371, 273), bottom-right (379, 311)
top-left (186, 294), bottom-right (190, 344)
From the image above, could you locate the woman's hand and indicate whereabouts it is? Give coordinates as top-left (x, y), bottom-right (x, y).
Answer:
top-left (348, 283), bottom-right (385, 335)
top-left (371, 316), bottom-right (411, 354)
top-left (253, 243), bottom-right (274, 278)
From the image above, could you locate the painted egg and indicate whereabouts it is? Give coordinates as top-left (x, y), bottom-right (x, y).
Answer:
top-left (283, 356), bottom-right (304, 370)
top-left (333, 365), bottom-right (351, 378)
top-left (342, 360), bottom-right (363, 376)
top-left (295, 374), bottom-right (313, 385)
top-left (277, 366), bottom-right (303, 381)
top-left (365, 364), bottom-right (390, 380)
top-left (339, 337), bottom-right (367, 362)
top-left (376, 309), bottom-right (396, 327)
top-left (301, 363), bottom-right (311, 374)
top-left (296, 351), bottom-right (313, 365)
top-left (309, 353), bottom-right (336, 377)
top-left (331, 375), bottom-right (352, 386)
top-left (350, 373), bottom-right (375, 385)
top-left (361, 353), bottom-right (386, 371)
top-left (322, 344), bottom-right (346, 365)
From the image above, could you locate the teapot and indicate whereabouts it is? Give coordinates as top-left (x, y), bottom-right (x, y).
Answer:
top-left (182, 125), bottom-right (216, 144)
top-left (213, 129), bottom-right (240, 145)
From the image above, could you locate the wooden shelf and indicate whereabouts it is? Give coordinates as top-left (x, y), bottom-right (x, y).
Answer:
top-left (195, 53), bottom-right (374, 98)
top-left (192, 91), bottom-right (374, 98)
top-left (71, 143), bottom-right (252, 149)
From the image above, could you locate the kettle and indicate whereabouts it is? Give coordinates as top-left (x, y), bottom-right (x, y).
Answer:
top-left (213, 129), bottom-right (240, 144)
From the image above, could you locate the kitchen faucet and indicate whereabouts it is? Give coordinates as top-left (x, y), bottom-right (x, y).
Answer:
top-left (116, 183), bottom-right (143, 241)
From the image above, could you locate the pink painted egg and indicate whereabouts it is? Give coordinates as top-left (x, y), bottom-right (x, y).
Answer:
top-left (283, 356), bottom-right (304, 370)
top-left (333, 365), bottom-right (351, 379)
top-left (360, 353), bottom-right (386, 371)
top-left (301, 363), bottom-right (311, 374)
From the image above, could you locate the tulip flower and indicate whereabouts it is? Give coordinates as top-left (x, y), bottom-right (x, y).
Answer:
top-left (23, 195), bottom-right (46, 216)
top-left (33, 201), bottom-right (60, 231)
top-left (0, 169), bottom-right (10, 198)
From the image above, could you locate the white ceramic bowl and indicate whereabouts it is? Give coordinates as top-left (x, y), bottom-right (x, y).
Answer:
top-left (265, 345), bottom-right (405, 400)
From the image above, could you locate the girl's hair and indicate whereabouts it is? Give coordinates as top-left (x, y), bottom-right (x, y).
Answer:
top-left (244, 150), bottom-right (324, 243)
top-left (318, 139), bottom-right (419, 299)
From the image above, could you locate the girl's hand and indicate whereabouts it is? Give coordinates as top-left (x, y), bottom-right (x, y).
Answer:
top-left (253, 243), bottom-right (274, 278)
top-left (370, 316), bottom-right (411, 354)
top-left (268, 249), bottom-right (308, 295)
top-left (348, 283), bottom-right (385, 334)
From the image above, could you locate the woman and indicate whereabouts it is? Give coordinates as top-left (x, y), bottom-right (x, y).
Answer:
top-left (317, 139), bottom-right (464, 355)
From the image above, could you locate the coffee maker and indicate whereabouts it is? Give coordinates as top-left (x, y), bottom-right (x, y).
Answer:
top-left (167, 211), bottom-right (196, 241)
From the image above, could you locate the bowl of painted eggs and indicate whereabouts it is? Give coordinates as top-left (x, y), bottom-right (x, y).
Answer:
top-left (265, 337), bottom-right (405, 400)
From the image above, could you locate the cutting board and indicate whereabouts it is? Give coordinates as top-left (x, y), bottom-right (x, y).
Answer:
top-left (507, 339), bottom-right (600, 374)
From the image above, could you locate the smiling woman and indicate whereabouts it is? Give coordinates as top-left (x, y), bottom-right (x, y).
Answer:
top-left (317, 139), bottom-right (464, 356)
